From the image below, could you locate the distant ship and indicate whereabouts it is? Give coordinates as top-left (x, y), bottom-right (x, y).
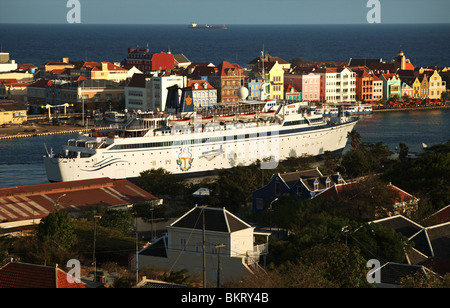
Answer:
top-left (189, 22), bottom-right (227, 29)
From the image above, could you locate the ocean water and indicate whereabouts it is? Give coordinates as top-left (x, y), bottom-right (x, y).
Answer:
top-left (1, 23), bottom-right (450, 68)
top-left (0, 23), bottom-right (449, 188)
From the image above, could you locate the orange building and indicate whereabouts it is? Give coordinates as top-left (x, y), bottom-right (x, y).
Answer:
top-left (354, 68), bottom-right (374, 102)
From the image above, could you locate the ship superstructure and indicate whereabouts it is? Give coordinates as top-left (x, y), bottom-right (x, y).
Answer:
top-left (43, 98), bottom-right (358, 182)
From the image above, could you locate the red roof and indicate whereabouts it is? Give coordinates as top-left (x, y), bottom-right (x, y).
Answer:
top-left (0, 178), bottom-right (159, 224)
top-left (187, 80), bottom-right (215, 90)
top-left (0, 262), bottom-right (88, 288)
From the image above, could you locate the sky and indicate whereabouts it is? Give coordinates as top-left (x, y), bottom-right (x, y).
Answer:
top-left (0, 0), bottom-right (449, 25)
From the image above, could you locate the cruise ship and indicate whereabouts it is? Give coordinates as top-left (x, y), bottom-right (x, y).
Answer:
top-left (43, 88), bottom-right (358, 182)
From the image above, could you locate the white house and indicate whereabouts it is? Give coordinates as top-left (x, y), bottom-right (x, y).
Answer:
top-left (321, 67), bottom-right (356, 103)
top-left (125, 73), bottom-right (153, 112)
top-left (132, 206), bottom-right (270, 286)
top-left (0, 53), bottom-right (18, 73)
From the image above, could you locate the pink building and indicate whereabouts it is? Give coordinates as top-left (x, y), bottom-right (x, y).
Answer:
top-left (284, 72), bottom-right (321, 102)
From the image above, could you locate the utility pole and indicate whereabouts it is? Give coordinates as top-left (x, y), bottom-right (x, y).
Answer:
top-left (215, 244), bottom-right (225, 288)
top-left (93, 215), bottom-right (101, 282)
top-left (202, 207), bottom-right (206, 288)
top-left (135, 213), bottom-right (139, 284)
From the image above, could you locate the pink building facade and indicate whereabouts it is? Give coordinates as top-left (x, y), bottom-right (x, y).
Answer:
top-left (284, 72), bottom-right (321, 102)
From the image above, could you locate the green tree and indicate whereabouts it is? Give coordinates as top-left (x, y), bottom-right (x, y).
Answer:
top-left (299, 242), bottom-right (371, 288)
top-left (347, 129), bottom-right (362, 150)
top-left (399, 142), bottom-right (409, 162)
top-left (99, 209), bottom-right (135, 235)
top-left (137, 168), bottom-right (184, 196)
top-left (37, 211), bottom-right (77, 249)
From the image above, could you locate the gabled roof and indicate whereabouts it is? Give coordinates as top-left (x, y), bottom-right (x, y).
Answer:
top-left (277, 168), bottom-right (323, 187)
top-left (371, 215), bottom-right (423, 238)
top-left (127, 73), bottom-right (152, 88)
top-left (170, 206), bottom-right (252, 233)
top-left (187, 80), bottom-right (215, 90)
top-left (374, 262), bottom-right (433, 287)
top-left (0, 262), bottom-right (88, 288)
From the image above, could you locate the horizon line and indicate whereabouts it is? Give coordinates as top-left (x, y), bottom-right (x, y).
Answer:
top-left (1, 22), bottom-right (450, 26)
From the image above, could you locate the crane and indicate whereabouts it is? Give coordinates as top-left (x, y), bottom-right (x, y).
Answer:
top-left (41, 103), bottom-right (72, 120)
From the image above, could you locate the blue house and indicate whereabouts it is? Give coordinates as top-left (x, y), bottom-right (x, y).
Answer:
top-left (247, 79), bottom-right (264, 100)
top-left (252, 167), bottom-right (346, 212)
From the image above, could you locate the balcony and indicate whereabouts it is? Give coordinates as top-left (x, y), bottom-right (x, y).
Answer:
top-left (245, 243), bottom-right (269, 265)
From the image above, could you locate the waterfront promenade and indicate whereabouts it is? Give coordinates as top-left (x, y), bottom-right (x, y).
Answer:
top-left (0, 122), bottom-right (110, 140)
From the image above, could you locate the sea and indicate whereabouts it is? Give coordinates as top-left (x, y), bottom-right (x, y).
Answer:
top-left (0, 23), bottom-right (449, 188)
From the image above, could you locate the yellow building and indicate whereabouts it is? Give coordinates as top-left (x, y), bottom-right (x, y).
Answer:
top-left (268, 61), bottom-right (285, 100)
top-left (428, 70), bottom-right (447, 99)
top-left (412, 77), bottom-right (421, 99)
top-left (0, 101), bottom-right (27, 125)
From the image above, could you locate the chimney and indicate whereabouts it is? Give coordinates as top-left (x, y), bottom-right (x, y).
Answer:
top-left (101, 62), bottom-right (108, 71)
top-left (62, 57), bottom-right (69, 64)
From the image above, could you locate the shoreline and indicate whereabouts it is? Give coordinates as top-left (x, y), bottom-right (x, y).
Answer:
top-left (0, 123), bottom-right (110, 140)
top-left (0, 105), bottom-right (448, 140)
top-left (372, 104), bottom-right (450, 113)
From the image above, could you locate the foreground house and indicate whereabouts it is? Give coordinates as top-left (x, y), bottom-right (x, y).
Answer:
top-left (132, 206), bottom-right (270, 286)
top-left (0, 177), bottom-right (160, 234)
top-left (252, 168), bottom-right (345, 212)
top-left (372, 214), bottom-right (450, 276)
top-left (0, 262), bottom-right (88, 288)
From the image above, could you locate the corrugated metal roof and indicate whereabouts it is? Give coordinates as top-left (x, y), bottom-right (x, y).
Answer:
top-left (0, 178), bottom-right (159, 223)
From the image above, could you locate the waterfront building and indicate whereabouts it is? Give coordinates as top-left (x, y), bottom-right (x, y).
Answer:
top-left (284, 84), bottom-right (301, 101)
top-left (428, 70), bottom-right (447, 99)
top-left (132, 206), bottom-right (270, 285)
top-left (207, 61), bottom-right (244, 103)
top-left (124, 73), bottom-right (152, 112)
top-left (301, 73), bottom-right (320, 102)
top-left (0, 52), bottom-right (18, 73)
top-left (60, 79), bottom-right (125, 111)
top-left (247, 53), bottom-right (291, 71)
top-left (372, 74), bottom-right (383, 102)
top-left (401, 82), bottom-right (413, 99)
top-left (0, 79), bottom-right (32, 102)
top-left (40, 57), bottom-right (75, 79)
top-left (0, 100), bottom-right (27, 125)
top-left (412, 77), bottom-right (421, 99)
top-left (173, 53), bottom-right (191, 69)
top-left (420, 74), bottom-right (429, 99)
top-left (251, 60), bottom-right (285, 100)
top-left (151, 74), bottom-right (187, 112)
top-left (318, 67), bottom-right (356, 103)
top-left (123, 48), bottom-right (175, 74)
top-left (247, 79), bottom-right (264, 100)
top-left (26, 79), bottom-right (53, 111)
top-left (380, 73), bottom-right (401, 100)
top-left (185, 80), bottom-right (217, 108)
top-left (392, 50), bottom-right (415, 71)
top-left (69, 61), bottom-right (129, 82)
top-left (354, 69), bottom-right (374, 102)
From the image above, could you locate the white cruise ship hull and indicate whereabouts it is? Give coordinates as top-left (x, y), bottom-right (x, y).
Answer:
top-left (43, 119), bottom-right (357, 182)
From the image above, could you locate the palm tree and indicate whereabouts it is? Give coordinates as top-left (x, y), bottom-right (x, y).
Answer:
top-left (347, 129), bottom-right (362, 150)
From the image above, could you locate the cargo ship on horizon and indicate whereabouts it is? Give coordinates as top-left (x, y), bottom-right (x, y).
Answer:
top-left (189, 22), bottom-right (227, 29)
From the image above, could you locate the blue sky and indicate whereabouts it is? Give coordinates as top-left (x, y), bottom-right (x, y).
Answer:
top-left (0, 0), bottom-right (449, 24)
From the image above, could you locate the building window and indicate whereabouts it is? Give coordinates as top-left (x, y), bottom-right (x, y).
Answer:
top-left (256, 198), bottom-right (264, 211)
top-left (275, 182), bottom-right (280, 195)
